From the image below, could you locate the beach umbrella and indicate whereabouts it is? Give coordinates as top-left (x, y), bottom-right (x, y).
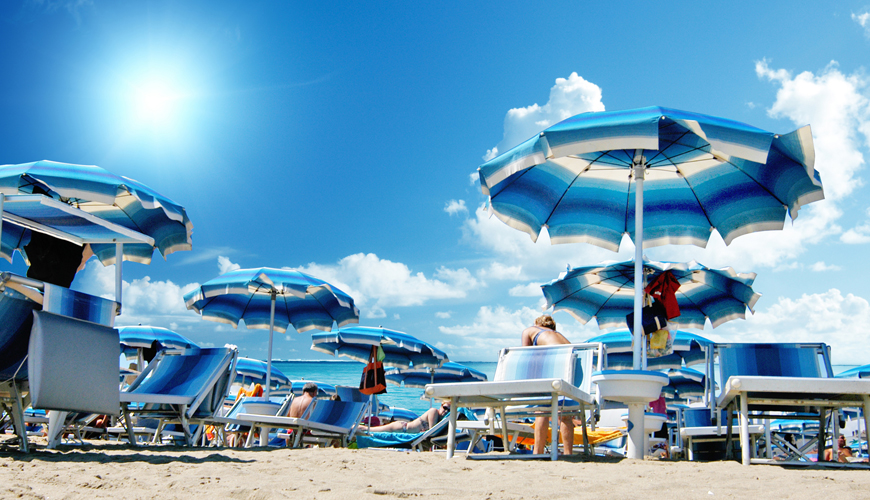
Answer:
top-left (235, 357), bottom-right (290, 391)
top-left (118, 325), bottom-right (199, 354)
top-left (310, 325), bottom-right (448, 369)
top-left (663, 367), bottom-right (711, 402)
top-left (479, 106), bottom-right (823, 371)
top-left (542, 259), bottom-right (761, 330)
top-left (385, 362), bottom-right (488, 388)
top-left (836, 365), bottom-right (870, 379)
top-left (184, 267), bottom-right (360, 398)
top-left (586, 330), bottom-right (711, 369)
top-left (379, 406), bottom-right (419, 422)
top-left (0, 160), bottom-right (192, 265)
top-left (289, 380), bottom-right (336, 398)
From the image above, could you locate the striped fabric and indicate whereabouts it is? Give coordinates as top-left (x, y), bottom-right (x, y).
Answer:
top-left (234, 357), bottom-right (290, 387)
top-left (494, 346), bottom-right (575, 382)
top-left (118, 325), bottom-right (199, 351)
top-left (479, 106), bottom-right (824, 251)
top-left (717, 343), bottom-right (824, 379)
top-left (184, 268), bottom-right (360, 334)
top-left (543, 259), bottom-right (760, 330)
top-left (385, 362), bottom-right (487, 388)
top-left (128, 348), bottom-right (232, 401)
top-left (305, 400), bottom-right (367, 428)
top-left (42, 284), bottom-right (118, 327)
top-left (0, 289), bottom-right (40, 379)
top-left (586, 330), bottom-right (711, 368)
top-left (0, 160), bottom-right (192, 264)
top-left (311, 326), bottom-right (447, 369)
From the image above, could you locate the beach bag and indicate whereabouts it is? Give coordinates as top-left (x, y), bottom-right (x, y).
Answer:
top-left (360, 345), bottom-right (387, 395)
top-left (626, 297), bottom-right (667, 335)
top-left (647, 328), bottom-right (675, 358)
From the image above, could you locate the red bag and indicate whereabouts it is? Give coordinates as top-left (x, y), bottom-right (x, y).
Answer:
top-left (359, 345), bottom-right (387, 395)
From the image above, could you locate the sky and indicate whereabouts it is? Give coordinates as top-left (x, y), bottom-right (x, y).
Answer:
top-left (1, 1), bottom-right (870, 365)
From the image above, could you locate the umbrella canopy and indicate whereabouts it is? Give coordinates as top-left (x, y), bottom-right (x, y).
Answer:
top-left (0, 160), bottom-right (192, 264)
top-left (289, 380), bottom-right (336, 398)
top-left (836, 365), bottom-right (870, 379)
top-left (311, 325), bottom-right (448, 369)
top-left (118, 325), bottom-right (199, 354)
top-left (479, 106), bottom-right (823, 371)
top-left (235, 357), bottom-right (290, 389)
top-left (385, 361), bottom-right (488, 388)
top-left (662, 367), bottom-right (710, 401)
top-left (542, 259), bottom-right (761, 330)
top-left (184, 267), bottom-right (360, 397)
top-left (586, 330), bottom-right (711, 369)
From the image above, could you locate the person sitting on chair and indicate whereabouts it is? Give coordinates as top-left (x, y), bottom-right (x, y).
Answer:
top-left (521, 314), bottom-right (576, 455)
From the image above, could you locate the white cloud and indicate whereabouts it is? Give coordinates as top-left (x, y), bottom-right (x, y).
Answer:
top-left (294, 253), bottom-right (477, 318)
top-left (841, 207), bottom-right (870, 243)
top-left (435, 311), bottom-right (451, 319)
top-left (477, 262), bottom-right (524, 281)
top-left (218, 255), bottom-right (241, 275)
top-left (853, 10), bottom-right (870, 37)
top-left (508, 283), bottom-right (544, 297)
top-left (713, 289), bottom-right (870, 364)
top-left (444, 199), bottom-right (468, 216)
top-left (484, 72), bottom-right (605, 161)
top-left (810, 261), bottom-right (841, 272)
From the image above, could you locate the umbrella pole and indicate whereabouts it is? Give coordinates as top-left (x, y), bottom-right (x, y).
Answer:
top-left (115, 242), bottom-right (123, 309)
top-left (626, 152), bottom-right (647, 461)
top-left (265, 291), bottom-right (275, 400)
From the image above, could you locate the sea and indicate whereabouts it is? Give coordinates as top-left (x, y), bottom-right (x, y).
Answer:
top-left (272, 360), bottom-right (497, 417)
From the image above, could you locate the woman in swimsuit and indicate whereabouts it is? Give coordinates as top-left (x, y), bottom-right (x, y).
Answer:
top-left (520, 315), bottom-right (576, 455)
top-left (363, 401), bottom-right (450, 434)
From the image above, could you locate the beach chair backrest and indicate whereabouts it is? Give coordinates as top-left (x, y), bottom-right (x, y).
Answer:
top-left (334, 385), bottom-right (366, 402)
top-left (716, 343), bottom-right (829, 382)
top-left (494, 345), bottom-right (576, 382)
top-left (42, 283), bottom-right (119, 327)
top-left (129, 348), bottom-right (235, 404)
top-left (306, 400), bottom-right (367, 428)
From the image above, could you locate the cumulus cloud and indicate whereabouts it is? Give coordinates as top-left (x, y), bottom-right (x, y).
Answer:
top-left (841, 207), bottom-right (870, 243)
top-left (508, 283), bottom-right (545, 297)
top-left (483, 72), bottom-right (605, 161)
top-left (477, 262), bottom-right (524, 281)
top-left (713, 289), bottom-right (870, 364)
top-left (444, 199), bottom-right (468, 216)
top-left (854, 10), bottom-right (870, 37)
top-left (810, 261), bottom-right (841, 272)
top-left (294, 253), bottom-right (479, 319)
top-left (218, 255), bottom-right (241, 275)
top-left (435, 311), bottom-right (451, 319)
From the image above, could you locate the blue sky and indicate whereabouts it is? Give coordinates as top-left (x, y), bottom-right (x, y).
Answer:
top-left (2, 1), bottom-right (870, 364)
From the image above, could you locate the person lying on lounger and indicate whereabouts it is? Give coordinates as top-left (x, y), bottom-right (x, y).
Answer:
top-left (363, 401), bottom-right (450, 434)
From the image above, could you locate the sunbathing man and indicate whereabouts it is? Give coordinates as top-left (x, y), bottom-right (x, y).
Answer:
top-left (288, 382), bottom-right (318, 418)
top-left (363, 401), bottom-right (450, 434)
top-left (824, 435), bottom-right (854, 463)
top-left (521, 315), bottom-right (575, 455)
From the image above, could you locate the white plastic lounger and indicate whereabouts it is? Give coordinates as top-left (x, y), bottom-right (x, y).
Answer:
top-left (713, 343), bottom-right (870, 466)
top-left (120, 347), bottom-right (238, 446)
top-left (425, 342), bottom-right (603, 461)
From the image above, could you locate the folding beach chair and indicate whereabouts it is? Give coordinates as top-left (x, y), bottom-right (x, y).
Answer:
top-left (712, 343), bottom-right (870, 466)
top-left (425, 342), bottom-right (603, 461)
top-left (120, 347), bottom-right (238, 446)
top-left (238, 397), bottom-right (369, 448)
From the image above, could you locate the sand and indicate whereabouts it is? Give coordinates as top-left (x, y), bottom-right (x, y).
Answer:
top-left (1, 439), bottom-right (869, 500)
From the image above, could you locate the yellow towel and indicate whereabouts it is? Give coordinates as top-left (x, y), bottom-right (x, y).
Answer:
top-left (515, 424), bottom-right (625, 447)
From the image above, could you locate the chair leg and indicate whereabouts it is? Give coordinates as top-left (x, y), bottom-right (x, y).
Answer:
top-left (10, 384), bottom-right (28, 453)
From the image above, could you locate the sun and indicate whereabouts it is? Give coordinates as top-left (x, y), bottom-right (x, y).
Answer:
top-left (132, 80), bottom-right (180, 124)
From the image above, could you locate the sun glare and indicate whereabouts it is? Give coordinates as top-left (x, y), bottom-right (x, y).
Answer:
top-left (133, 80), bottom-right (179, 124)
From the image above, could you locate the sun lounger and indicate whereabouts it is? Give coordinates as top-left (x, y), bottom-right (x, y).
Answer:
top-left (425, 342), bottom-right (603, 461)
top-left (713, 343), bottom-right (870, 466)
top-left (238, 398), bottom-right (369, 448)
top-left (355, 407), bottom-right (478, 452)
top-left (119, 347), bottom-right (238, 446)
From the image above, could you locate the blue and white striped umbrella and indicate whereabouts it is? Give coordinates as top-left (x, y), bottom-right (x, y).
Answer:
top-left (235, 357), bottom-right (290, 389)
top-left (663, 367), bottom-right (712, 401)
top-left (385, 361), bottom-right (488, 388)
top-left (480, 106), bottom-right (823, 370)
top-left (0, 160), bottom-right (192, 265)
top-left (118, 325), bottom-right (199, 355)
top-left (542, 259), bottom-right (761, 330)
top-left (184, 267), bottom-right (359, 397)
top-left (836, 364), bottom-right (870, 379)
top-left (311, 325), bottom-right (448, 369)
top-left (479, 106), bottom-right (823, 251)
top-left (586, 330), bottom-right (711, 369)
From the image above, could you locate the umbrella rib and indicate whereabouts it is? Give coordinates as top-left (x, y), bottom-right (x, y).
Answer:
top-left (542, 151), bottom-right (606, 229)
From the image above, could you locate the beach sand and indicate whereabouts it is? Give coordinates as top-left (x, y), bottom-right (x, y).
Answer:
top-left (1, 439), bottom-right (869, 500)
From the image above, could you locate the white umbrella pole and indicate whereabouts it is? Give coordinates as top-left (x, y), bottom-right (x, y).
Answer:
top-left (115, 242), bottom-right (123, 311)
top-left (265, 291), bottom-right (275, 400)
top-left (430, 368), bottom-right (435, 408)
top-left (627, 152), bottom-right (647, 460)
top-left (632, 154), bottom-right (645, 371)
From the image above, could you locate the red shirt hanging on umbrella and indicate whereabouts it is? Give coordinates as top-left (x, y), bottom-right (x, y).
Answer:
top-left (645, 270), bottom-right (681, 319)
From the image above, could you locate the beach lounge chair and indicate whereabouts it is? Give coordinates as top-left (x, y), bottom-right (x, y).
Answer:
top-left (425, 342), bottom-right (603, 461)
top-left (119, 347), bottom-right (238, 446)
top-left (713, 342), bottom-right (870, 466)
top-left (355, 407), bottom-right (479, 452)
top-left (238, 397), bottom-right (369, 448)
top-left (207, 393), bottom-right (288, 446)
